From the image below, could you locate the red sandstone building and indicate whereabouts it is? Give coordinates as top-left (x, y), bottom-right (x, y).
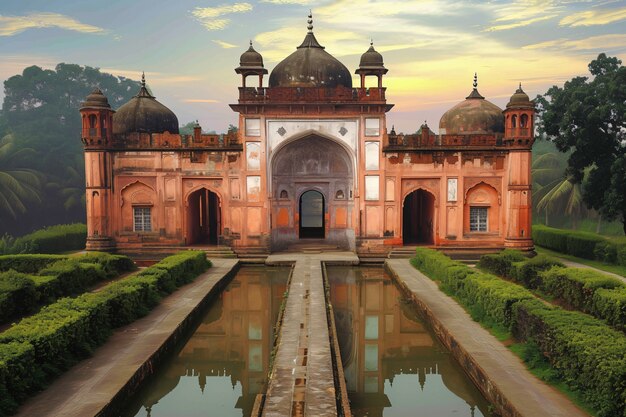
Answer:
top-left (80, 16), bottom-right (535, 256)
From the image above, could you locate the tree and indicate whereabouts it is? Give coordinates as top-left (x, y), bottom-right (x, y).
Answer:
top-left (0, 134), bottom-right (41, 228)
top-left (536, 54), bottom-right (626, 234)
top-left (0, 64), bottom-right (140, 235)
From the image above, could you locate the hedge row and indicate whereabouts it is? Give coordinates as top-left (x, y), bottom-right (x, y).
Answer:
top-left (479, 250), bottom-right (626, 330)
top-left (0, 253), bottom-right (135, 324)
top-left (533, 224), bottom-right (626, 266)
top-left (411, 248), bottom-right (626, 417)
top-left (0, 251), bottom-right (210, 416)
top-left (0, 224), bottom-right (87, 255)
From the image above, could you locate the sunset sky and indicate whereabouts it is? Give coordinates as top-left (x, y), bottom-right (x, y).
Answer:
top-left (1, 0), bottom-right (625, 133)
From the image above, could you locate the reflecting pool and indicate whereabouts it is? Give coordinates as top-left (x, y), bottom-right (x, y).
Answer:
top-left (123, 266), bottom-right (290, 417)
top-left (327, 266), bottom-right (493, 417)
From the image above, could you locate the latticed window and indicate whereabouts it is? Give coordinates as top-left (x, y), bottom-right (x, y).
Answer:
top-left (133, 207), bottom-right (151, 232)
top-left (469, 207), bottom-right (488, 232)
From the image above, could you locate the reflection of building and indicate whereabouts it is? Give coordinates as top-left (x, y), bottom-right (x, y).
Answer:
top-left (80, 13), bottom-right (534, 254)
top-left (133, 268), bottom-right (287, 416)
top-left (329, 267), bottom-right (487, 417)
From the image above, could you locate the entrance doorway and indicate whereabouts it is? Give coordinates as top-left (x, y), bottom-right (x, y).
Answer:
top-left (187, 188), bottom-right (220, 245)
top-left (403, 189), bottom-right (435, 244)
top-left (299, 190), bottom-right (325, 239)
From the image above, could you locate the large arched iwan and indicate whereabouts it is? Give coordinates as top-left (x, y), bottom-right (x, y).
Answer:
top-left (299, 190), bottom-right (325, 239)
top-left (187, 188), bottom-right (220, 245)
top-left (403, 189), bottom-right (435, 245)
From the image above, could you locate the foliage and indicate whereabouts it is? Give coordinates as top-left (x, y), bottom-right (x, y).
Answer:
top-left (0, 251), bottom-right (210, 416)
top-left (412, 248), bottom-right (626, 417)
top-left (0, 223), bottom-right (87, 254)
top-left (0, 253), bottom-right (134, 324)
top-left (0, 64), bottom-right (140, 235)
top-left (536, 53), bottom-right (626, 234)
top-left (533, 225), bottom-right (626, 266)
top-left (0, 270), bottom-right (38, 322)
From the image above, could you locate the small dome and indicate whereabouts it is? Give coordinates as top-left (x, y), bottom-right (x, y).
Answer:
top-left (239, 41), bottom-right (264, 68)
top-left (268, 14), bottom-right (352, 88)
top-left (81, 88), bottom-right (111, 109)
top-left (439, 74), bottom-right (504, 135)
top-left (506, 84), bottom-right (534, 109)
top-left (359, 42), bottom-right (385, 69)
top-left (112, 74), bottom-right (179, 135)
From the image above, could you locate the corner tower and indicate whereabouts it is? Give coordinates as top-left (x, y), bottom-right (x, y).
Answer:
top-left (503, 84), bottom-right (535, 250)
top-left (80, 88), bottom-right (115, 251)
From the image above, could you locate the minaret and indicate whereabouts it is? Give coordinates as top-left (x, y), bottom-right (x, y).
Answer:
top-left (235, 40), bottom-right (268, 88)
top-left (356, 40), bottom-right (388, 88)
top-left (503, 83), bottom-right (535, 250)
top-left (79, 88), bottom-right (115, 251)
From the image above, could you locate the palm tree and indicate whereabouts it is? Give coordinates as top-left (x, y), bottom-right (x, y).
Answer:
top-left (535, 177), bottom-right (585, 228)
top-left (0, 134), bottom-right (42, 224)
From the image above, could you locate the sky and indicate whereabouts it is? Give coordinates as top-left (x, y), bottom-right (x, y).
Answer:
top-left (1, 0), bottom-right (625, 134)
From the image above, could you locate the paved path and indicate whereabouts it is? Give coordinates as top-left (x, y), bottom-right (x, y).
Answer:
top-left (262, 252), bottom-right (358, 417)
top-left (386, 259), bottom-right (590, 417)
top-left (14, 258), bottom-right (239, 417)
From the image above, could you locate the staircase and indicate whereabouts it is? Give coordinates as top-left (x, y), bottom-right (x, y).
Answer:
top-left (284, 240), bottom-right (343, 254)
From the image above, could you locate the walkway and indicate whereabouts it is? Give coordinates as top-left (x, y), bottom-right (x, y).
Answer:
top-left (386, 259), bottom-right (590, 417)
top-left (13, 258), bottom-right (239, 417)
top-left (262, 252), bottom-right (358, 417)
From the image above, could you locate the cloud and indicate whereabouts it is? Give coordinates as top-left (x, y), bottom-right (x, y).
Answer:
top-left (523, 34), bottom-right (626, 51)
top-left (483, 0), bottom-right (560, 32)
top-left (0, 12), bottom-right (105, 36)
top-left (560, 6), bottom-right (626, 26)
top-left (484, 14), bottom-right (558, 32)
top-left (192, 3), bottom-right (253, 31)
top-left (212, 40), bottom-right (238, 48)
top-left (183, 99), bottom-right (220, 103)
top-left (261, 0), bottom-right (313, 3)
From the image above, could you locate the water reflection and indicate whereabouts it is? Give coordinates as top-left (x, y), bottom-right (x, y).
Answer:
top-left (123, 266), bottom-right (290, 417)
top-left (328, 266), bottom-right (493, 417)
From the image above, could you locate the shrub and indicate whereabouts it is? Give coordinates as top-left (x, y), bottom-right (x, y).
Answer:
top-left (412, 248), bottom-right (626, 417)
top-left (74, 252), bottom-right (135, 277)
top-left (0, 251), bottom-right (210, 415)
top-left (510, 255), bottom-right (563, 289)
top-left (37, 259), bottom-right (107, 298)
top-left (5, 224), bottom-right (87, 254)
top-left (0, 271), bottom-right (38, 321)
top-left (458, 272), bottom-right (534, 326)
top-left (512, 300), bottom-right (626, 417)
top-left (618, 246), bottom-right (626, 267)
top-left (0, 254), bottom-right (66, 274)
top-left (478, 250), bottom-right (526, 278)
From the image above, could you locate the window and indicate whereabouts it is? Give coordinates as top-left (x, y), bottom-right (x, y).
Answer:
top-left (245, 118), bottom-right (261, 136)
top-left (365, 175), bottom-right (380, 201)
top-left (469, 207), bottom-right (488, 232)
top-left (365, 118), bottom-right (380, 136)
top-left (365, 141), bottom-right (379, 170)
top-left (133, 207), bottom-right (151, 232)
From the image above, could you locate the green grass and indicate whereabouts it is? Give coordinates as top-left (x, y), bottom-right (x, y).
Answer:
top-left (535, 246), bottom-right (626, 278)
top-left (508, 341), bottom-right (597, 416)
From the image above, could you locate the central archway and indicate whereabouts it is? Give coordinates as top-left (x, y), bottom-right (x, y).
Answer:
top-left (299, 190), bottom-right (325, 238)
top-left (187, 188), bottom-right (220, 245)
top-left (271, 134), bottom-right (354, 250)
top-left (403, 189), bottom-right (435, 245)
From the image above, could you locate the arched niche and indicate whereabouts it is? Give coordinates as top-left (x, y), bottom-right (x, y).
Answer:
top-left (120, 181), bottom-right (156, 233)
top-left (464, 183), bottom-right (500, 234)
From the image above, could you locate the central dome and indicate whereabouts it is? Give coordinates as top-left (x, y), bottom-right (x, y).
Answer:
top-left (269, 15), bottom-right (352, 88)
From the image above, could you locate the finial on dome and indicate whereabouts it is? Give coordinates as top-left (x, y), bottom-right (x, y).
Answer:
top-left (250, 40), bottom-right (253, 47)
top-left (370, 39), bottom-right (373, 46)
top-left (519, 82), bottom-right (522, 89)
top-left (473, 72), bottom-right (477, 89)
top-left (141, 72), bottom-right (146, 88)
top-left (307, 11), bottom-right (313, 33)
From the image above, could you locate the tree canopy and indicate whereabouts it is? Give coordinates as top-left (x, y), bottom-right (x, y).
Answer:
top-left (0, 64), bottom-right (140, 235)
top-left (536, 53), bottom-right (626, 234)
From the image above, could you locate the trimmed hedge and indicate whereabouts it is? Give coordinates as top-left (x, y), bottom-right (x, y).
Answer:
top-left (0, 251), bottom-right (210, 416)
top-left (512, 300), bottom-right (626, 417)
top-left (480, 250), bottom-right (626, 330)
top-left (0, 271), bottom-right (38, 322)
top-left (0, 254), bottom-right (67, 274)
top-left (541, 266), bottom-right (626, 330)
top-left (0, 253), bottom-right (135, 324)
top-left (533, 225), bottom-right (626, 266)
top-left (1, 224), bottom-right (87, 255)
top-left (412, 248), bottom-right (626, 417)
